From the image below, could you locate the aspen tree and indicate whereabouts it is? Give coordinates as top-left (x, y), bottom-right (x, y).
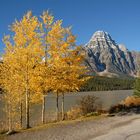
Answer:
top-left (0, 36), bottom-right (24, 131)
top-left (1, 12), bottom-right (44, 129)
top-left (40, 11), bottom-right (54, 124)
top-left (47, 22), bottom-right (88, 120)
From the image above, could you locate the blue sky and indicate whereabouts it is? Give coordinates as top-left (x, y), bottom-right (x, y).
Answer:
top-left (0, 0), bottom-right (140, 52)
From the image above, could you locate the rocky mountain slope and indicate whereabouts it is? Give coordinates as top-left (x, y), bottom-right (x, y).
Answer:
top-left (85, 31), bottom-right (140, 77)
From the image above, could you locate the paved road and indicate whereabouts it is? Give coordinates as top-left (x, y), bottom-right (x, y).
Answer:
top-left (93, 117), bottom-right (140, 140)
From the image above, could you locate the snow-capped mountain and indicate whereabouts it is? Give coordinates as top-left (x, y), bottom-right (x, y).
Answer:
top-left (85, 31), bottom-right (140, 77)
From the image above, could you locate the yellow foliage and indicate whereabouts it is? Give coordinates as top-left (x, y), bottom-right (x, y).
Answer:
top-left (0, 10), bottom-right (90, 128)
top-left (0, 11), bottom-right (45, 129)
top-left (46, 20), bottom-right (88, 95)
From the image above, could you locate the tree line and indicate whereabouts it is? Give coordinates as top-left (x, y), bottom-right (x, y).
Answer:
top-left (81, 76), bottom-right (135, 91)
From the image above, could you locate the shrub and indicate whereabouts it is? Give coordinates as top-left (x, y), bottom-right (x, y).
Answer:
top-left (109, 96), bottom-right (140, 114)
top-left (122, 96), bottom-right (140, 106)
top-left (66, 106), bottom-right (82, 120)
top-left (79, 95), bottom-right (97, 115)
top-left (109, 104), bottom-right (125, 114)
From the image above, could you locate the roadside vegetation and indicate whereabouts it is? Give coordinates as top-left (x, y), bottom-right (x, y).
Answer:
top-left (66, 95), bottom-right (100, 120)
top-left (109, 77), bottom-right (140, 115)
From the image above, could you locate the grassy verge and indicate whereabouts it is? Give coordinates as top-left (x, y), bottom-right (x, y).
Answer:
top-left (22, 114), bottom-right (107, 132)
top-left (0, 114), bottom-right (107, 139)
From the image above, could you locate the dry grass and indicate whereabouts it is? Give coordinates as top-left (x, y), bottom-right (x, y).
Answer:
top-left (0, 114), bottom-right (108, 140)
top-left (121, 96), bottom-right (140, 106)
top-left (0, 120), bottom-right (8, 134)
top-left (66, 106), bottom-right (82, 120)
top-left (1, 113), bottom-right (106, 136)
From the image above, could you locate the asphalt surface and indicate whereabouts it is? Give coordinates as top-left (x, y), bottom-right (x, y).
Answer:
top-left (93, 116), bottom-right (140, 140)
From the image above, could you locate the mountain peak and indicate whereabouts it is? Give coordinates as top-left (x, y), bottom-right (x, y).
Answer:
top-left (93, 30), bottom-right (109, 36)
top-left (90, 30), bottom-right (112, 42)
top-left (85, 31), bottom-right (139, 77)
top-left (87, 30), bottom-right (117, 49)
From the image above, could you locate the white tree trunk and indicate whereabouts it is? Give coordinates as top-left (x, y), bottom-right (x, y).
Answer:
top-left (56, 93), bottom-right (59, 121)
top-left (25, 86), bottom-right (30, 128)
top-left (61, 93), bottom-right (64, 120)
top-left (42, 95), bottom-right (45, 124)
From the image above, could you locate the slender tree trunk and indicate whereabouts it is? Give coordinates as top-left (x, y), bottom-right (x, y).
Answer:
top-left (61, 93), bottom-right (65, 120)
top-left (56, 93), bottom-right (59, 121)
top-left (20, 102), bottom-right (23, 128)
top-left (25, 54), bottom-right (30, 129)
top-left (8, 105), bottom-right (12, 132)
top-left (42, 95), bottom-right (45, 124)
top-left (41, 35), bottom-right (47, 124)
top-left (25, 89), bottom-right (30, 129)
top-left (5, 102), bottom-right (9, 130)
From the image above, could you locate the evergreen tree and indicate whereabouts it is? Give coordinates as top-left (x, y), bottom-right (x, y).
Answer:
top-left (134, 78), bottom-right (140, 97)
